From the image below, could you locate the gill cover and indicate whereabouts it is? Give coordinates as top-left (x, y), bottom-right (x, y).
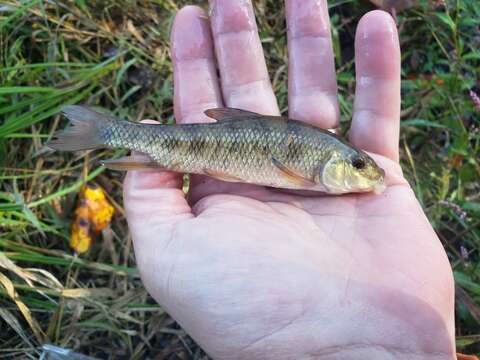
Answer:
top-left (321, 154), bottom-right (386, 194)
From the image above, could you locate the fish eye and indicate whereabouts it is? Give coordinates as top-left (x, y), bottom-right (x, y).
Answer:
top-left (351, 157), bottom-right (366, 170)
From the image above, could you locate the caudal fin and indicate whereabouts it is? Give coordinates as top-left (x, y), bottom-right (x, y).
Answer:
top-left (47, 105), bottom-right (115, 151)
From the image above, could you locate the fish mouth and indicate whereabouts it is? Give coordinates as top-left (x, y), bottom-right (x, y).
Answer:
top-left (373, 181), bottom-right (387, 194)
top-left (371, 168), bottom-right (386, 194)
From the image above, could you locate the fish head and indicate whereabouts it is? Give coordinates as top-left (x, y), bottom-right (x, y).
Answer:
top-left (319, 149), bottom-right (386, 194)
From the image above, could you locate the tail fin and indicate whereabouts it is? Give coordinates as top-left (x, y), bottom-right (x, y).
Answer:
top-left (47, 105), bottom-right (115, 151)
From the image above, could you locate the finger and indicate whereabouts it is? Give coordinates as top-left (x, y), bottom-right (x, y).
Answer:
top-left (350, 10), bottom-right (401, 162)
top-left (286, 0), bottom-right (339, 128)
top-left (172, 5), bottom-right (223, 124)
top-left (209, 0), bottom-right (279, 115)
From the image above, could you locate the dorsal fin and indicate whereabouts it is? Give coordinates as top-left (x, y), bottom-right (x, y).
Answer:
top-left (204, 108), bottom-right (261, 122)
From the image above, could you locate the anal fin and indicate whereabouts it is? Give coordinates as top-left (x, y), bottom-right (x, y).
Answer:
top-left (101, 155), bottom-right (161, 171)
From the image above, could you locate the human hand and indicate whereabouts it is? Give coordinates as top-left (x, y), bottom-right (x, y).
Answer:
top-left (124, 1), bottom-right (455, 359)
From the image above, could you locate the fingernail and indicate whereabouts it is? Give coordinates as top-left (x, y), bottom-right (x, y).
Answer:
top-left (210, 0), bottom-right (256, 35)
top-left (361, 11), bottom-right (396, 40)
top-left (287, 0), bottom-right (330, 38)
top-left (171, 6), bottom-right (213, 61)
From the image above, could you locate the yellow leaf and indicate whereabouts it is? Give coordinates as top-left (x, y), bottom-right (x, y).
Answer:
top-left (70, 202), bottom-right (92, 254)
top-left (84, 184), bottom-right (115, 232)
top-left (70, 184), bottom-right (114, 254)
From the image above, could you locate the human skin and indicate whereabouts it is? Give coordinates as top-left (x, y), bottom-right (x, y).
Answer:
top-left (123, 1), bottom-right (456, 359)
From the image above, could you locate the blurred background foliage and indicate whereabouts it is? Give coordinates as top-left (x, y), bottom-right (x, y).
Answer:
top-left (0, 0), bottom-right (479, 358)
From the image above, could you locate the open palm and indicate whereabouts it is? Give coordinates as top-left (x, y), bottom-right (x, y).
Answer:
top-left (124, 1), bottom-right (455, 359)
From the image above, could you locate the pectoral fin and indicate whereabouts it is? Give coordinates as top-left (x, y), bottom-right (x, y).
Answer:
top-left (204, 108), bottom-right (261, 122)
top-left (203, 169), bottom-right (242, 183)
top-left (271, 157), bottom-right (316, 187)
top-left (101, 155), bottom-right (161, 171)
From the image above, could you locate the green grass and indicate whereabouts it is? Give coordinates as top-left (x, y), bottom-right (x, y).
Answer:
top-left (1, 0), bottom-right (479, 358)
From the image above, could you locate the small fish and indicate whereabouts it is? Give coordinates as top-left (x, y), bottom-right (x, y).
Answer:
top-left (47, 105), bottom-right (386, 194)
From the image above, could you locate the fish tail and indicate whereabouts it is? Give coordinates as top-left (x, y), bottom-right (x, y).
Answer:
top-left (47, 105), bottom-right (115, 151)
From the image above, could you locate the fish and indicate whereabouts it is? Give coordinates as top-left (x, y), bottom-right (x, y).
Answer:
top-left (47, 105), bottom-right (386, 194)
